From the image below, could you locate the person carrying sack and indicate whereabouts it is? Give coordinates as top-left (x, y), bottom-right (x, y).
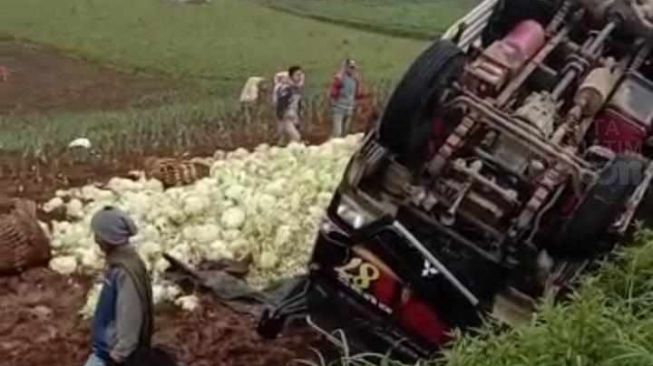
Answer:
top-left (83, 206), bottom-right (156, 366)
top-left (329, 58), bottom-right (366, 138)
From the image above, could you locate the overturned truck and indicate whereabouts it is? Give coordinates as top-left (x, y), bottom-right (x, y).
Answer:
top-left (259, 0), bottom-right (653, 360)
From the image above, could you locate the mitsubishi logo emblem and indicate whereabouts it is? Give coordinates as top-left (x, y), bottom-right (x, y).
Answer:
top-left (422, 260), bottom-right (439, 277)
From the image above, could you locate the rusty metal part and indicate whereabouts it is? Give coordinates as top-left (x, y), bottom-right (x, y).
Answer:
top-left (441, 180), bottom-right (473, 226)
top-left (427, 115), bottom-right (477, 175)
top-left (144, 157), bottom-right (210, 188)
top-left (552, 21), bottom-right (618, 100)
top-left (587, 21), bottom-right (618, 56)
top-left (514, 91), bottom-right (558, 138)
top-left (576, 61), bottom-right (620, 116)
top-left (0, 199), bottom-right (51, 274)
top-left (454, 93), bottom-right (595, 176)
top-left (451, 159), bottom-right (520, 204)
top-left (497, 23), bottom-right (572, 107)
top-left (407, 206), bottom-right (502, 264)
top-left (550, 60), bottom-right (621, 145)
top-left (466, 20), bottom-right (545, 96)
top-left (440, 178), bottom-right (508, 225)
top-left (515, 163), bottom-right (568, 232)
top-left (546, 0), bottom-right (573, 33)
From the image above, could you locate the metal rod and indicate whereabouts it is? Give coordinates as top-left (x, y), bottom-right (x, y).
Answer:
top-left (630, 39), bottom-right (653, 71)
top-left (497, 24), bottom-right (571, 107)
top-left (474, 147), bottom-right (530, 182)
top-left (392, 221), bottom-right (480, 306)
top-left (426, 185), bottom-right (505, 239)
top-left (587, 21), bottom-right (617, 55)
top-left (551, 71), bottom-right (577, 100)
top-left (457, 94), bottom-right (595, 174)
top-left (451, 162), bottom-right (520, 204)
top-left (615, 161), bottom-right (653, 235)
top-left (546, 0), bottom-right (572, 33)
top-left (551, 21), bottom-right (617, 100)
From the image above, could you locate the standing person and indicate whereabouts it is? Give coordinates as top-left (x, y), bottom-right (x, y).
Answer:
top-left (83, 206), bottom-right (153, 366)
top-left (275, 65), bottom-right (305, 145)
top-left (329, 59), bottom-right (365, 138)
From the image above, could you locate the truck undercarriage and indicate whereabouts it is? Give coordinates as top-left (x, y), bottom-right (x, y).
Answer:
top-left (258, 0), bottom-right (653, 360)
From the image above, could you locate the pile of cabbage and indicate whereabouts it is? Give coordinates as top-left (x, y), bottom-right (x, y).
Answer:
top-left (45, 135), bottom-right (362, 313)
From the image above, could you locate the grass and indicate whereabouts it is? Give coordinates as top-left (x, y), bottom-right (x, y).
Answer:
top-left (254, 0), bottom-right (478, 40)
top-left (0, 81), bottom-right (394, 156)
top-left (0, 99), bottom-right (242, 156)
top-left (436, 232), bottom-right (653, 366)
top-left (0, 0), bottom-right (425, 95)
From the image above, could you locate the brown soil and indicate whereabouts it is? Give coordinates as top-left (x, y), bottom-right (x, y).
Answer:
top-left (0, 269), bottom-right (320, 366)
top-left (0, 41), bottom-right (175, 116)
top-left (0, 41), bottom-right (381, 365)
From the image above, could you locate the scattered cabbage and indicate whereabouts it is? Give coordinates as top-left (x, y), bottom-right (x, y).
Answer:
top-left (49, 256), bottom-right (78, 275)
top-left (48, 135), bottom-right (361, 310)
top-left (175, 295), bottom-right (200, 312)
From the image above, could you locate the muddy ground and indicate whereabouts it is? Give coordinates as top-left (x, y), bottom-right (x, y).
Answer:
top-left (0, 41), bottom-right (368, 365)
top-left (0, 41), bottom-right (176, 115)
top-left (0, 269), bottom-right (319, 366)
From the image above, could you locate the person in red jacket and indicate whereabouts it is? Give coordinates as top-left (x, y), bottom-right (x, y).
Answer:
top-left (329, 59), bottom-right (365, 137)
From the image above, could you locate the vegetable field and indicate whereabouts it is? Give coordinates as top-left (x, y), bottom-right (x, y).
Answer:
top-left (255, 0), bottom-right (478, 39)
top-left (0, 0), bottom-right (414, 155)
top-left (0, 0), bottom-right (423, 91)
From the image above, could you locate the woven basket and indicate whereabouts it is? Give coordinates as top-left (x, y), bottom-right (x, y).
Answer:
top-left (0, 199), bottom-right (51, 274)
top-left (144, 158), bottom-right (210, 189)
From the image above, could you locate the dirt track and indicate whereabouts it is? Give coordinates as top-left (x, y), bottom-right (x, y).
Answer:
top-left (0, 269), bottom-right (319, 366)
top-left (0, 41), bottom-right (175, 115)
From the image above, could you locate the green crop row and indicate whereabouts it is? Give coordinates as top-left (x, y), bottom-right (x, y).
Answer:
top-left (0, 82), bottom-right (394, 158)
top-left (253, 0), bottom-right (478, 40)
top-left (0, 0), bottom-right (424, 92)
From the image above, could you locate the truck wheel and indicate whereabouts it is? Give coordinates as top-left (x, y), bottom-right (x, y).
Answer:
top-left (378, 40), bottom-right (465, 168)
top-left (550, 155), bottom-right (646, 258)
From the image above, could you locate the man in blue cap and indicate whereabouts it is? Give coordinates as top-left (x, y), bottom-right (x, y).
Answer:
top-left (83, 206), bottom-right (153, 366)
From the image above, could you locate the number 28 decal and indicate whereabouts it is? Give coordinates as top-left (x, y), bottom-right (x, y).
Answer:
top-left (335, 257), bottom-right (380, 290)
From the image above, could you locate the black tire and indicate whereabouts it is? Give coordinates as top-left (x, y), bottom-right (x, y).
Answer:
top-left (378, 40), bottom-right (465, 168)
top-left (550, 155), bottom-right (647, 258)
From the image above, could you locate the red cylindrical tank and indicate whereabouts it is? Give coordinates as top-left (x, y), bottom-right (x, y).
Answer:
top-left (502, 20), bottom-right (546, 61)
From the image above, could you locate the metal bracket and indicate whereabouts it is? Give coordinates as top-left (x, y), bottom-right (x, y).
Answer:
top-left (392, 221), bottom-right (480, 306)
top-left (613, 161), bottom-right (653, 235)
